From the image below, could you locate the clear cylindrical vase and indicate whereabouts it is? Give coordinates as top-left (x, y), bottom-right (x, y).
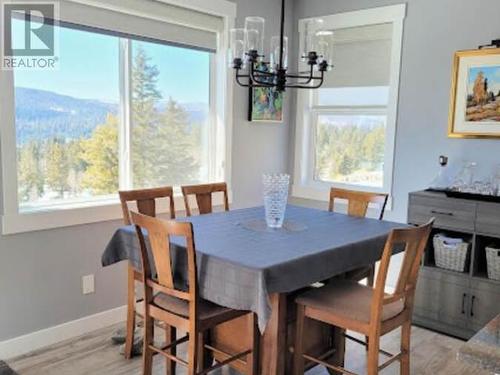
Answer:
top-left (263, 173), bottom-right (290, 228)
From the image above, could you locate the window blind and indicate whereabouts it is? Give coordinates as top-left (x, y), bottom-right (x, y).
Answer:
top-left (323, 23), bottom-right (392, 88)
top-left (57, 0), bottom-right (222, 52)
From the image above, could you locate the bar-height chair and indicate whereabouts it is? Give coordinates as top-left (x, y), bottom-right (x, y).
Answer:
top-left (119, 187), bottom-right (176, 359)
top-left (131, 211), bottom-right (258, 375)
top-left (293, 219), bottom-right (434, 375)
top-left (329, 188), bottom-right (389, 286)
top-left (181, 183), bottom-right (229, 216)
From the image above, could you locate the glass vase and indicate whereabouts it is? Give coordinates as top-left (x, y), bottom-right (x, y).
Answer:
top-left (263, 173), bottom-right (290, 228)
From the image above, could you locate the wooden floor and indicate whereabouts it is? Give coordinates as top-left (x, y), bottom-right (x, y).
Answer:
top-left (6, 323), bottom-right (487, 375)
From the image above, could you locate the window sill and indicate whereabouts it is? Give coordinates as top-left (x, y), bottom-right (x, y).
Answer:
top-left (1, 190), bottom-right (232, 235)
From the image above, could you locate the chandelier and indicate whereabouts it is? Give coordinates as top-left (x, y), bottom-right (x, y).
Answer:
top-left (228, 0), bottom-right (334, 92)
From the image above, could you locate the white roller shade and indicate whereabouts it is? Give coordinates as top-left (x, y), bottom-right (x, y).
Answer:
top-left (57, 0), bottom-right (222, 51)
top-left (325, 23), bottom-right (392, 88)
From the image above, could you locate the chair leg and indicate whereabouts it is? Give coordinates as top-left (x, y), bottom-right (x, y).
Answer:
top-left (367, 334), bottom-right (379, 375)
top-left (143, 314), bottom-right (154, 375)
top-left (293, 304), bottom-right (306, 375)
top-left (364, 265), bottom-right (375, 352)
top-left (246, 313), bottom-right (259, 375)
top-left (367, 265), bottom-right (375, 287)
top-left (165, 325), bottom-right (176, 375)
top-left (125, 264), bottom-right (136, 360)
top-left (187, 329), bottom-right (199, 375)
top-left (197, 332), bottom-right (205, 373)
top-left (400, 322), bottom-right (411, 375)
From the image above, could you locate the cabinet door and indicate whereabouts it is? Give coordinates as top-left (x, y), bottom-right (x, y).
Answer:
top-left (414, 273), bottom-right (440, 321)
top-left (437, 280), bottom-right (469, 329)
top-left (469, 281), bottom-right (500, 332)
top-left (414, 269), bottom-right (469, 329)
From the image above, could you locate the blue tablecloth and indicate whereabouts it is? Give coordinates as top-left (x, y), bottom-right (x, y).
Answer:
top-left (102, 205), bottom-right (405, 331)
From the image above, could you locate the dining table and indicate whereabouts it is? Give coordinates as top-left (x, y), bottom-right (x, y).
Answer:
top-left (102, 204), bottom-right (406, 375)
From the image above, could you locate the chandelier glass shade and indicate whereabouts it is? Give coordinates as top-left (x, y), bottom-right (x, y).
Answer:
top-left (229, 0), bottom-right (333, 92)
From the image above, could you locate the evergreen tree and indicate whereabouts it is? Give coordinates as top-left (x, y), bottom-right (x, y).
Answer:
top-left (17, 141), bottom-right (44, 202)
top-left (131, 45), bottom-right (162, 187)
top-left (130, 46), bottom-right (200, 188)
top-left (151, 98), bottom-right (199, 186)
top-left (362, 125), bottom-right (385, 170)
top-left (45, 138), bottom-right (70, 197)
top-left (80, 114), bottom-right (119, 195)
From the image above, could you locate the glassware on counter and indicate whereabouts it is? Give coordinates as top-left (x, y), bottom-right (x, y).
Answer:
top-left (494, 164), bottom-right (500, 196)
top-left (451, 161), bottom-right (477, 192)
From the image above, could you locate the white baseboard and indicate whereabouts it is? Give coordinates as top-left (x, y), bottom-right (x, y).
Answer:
top-left (0, 305), bottom-right (127, 360)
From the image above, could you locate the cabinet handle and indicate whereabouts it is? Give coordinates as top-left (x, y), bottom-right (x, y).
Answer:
top-left (461, 293), bottom-right (467, 314)
top-left (430, 210), bottom-right (454, 216)
top-left (470, 296), bottom-right (476, 317)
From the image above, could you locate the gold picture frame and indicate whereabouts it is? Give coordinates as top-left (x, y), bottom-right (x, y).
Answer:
top-left (448, 48), bottom-right (500, 138)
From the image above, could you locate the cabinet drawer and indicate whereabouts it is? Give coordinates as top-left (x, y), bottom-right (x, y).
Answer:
top-left (476, 202), bottom-right (500, 237)
top-left (408, 194), bottom-right (476, 231)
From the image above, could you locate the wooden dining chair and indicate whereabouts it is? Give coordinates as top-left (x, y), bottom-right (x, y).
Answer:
top-left (329, 188), bottom-right (389, 287)
top-left (181, 183), bottom-right (229, 216)
top-left (293, 219), bottom-right (434, 375)
top-left (131, 211), bottom-right (259, 375)
top-left (119, 187), bottom-right (176, 359)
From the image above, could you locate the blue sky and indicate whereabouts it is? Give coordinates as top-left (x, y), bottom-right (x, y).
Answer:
top-left (13, 19), bottom-right (210, 104)
top-left (467, 65), bottom-right (500, 96)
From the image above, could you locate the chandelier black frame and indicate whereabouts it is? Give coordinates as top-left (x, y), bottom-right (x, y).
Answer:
top-left (231, 0), bottom-right (331, 92)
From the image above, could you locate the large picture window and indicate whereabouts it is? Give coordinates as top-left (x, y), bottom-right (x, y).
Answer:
top-left (0, 0), bottom-right (234, 233)
top-left (11, 19), bottom-right (214, 213)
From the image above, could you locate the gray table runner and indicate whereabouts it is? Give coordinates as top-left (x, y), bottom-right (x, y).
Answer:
top-left (102, 205), bottom-right (405, 331)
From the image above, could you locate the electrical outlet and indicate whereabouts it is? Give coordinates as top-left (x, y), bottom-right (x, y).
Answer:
top-left (82, 274), bottom-right (95, 295)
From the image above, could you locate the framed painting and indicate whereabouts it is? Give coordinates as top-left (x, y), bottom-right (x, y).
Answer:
top-left (449, 48), bottom-right (500, 138)
top-left (248, 86), bottom-right (284, 122)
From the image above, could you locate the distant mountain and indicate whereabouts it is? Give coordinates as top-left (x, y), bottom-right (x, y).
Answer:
top-left (15, 87), bottom-right (208, 145)
top-left (15, 87), bottom-right (118, 144)
top-left (177, 102), bottom-right (209, 124)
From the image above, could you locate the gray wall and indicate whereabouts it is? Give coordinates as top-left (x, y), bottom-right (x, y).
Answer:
top-left (0, 0), bottom-right (291, 341)
top-left (230, 0), bottom-right (293, 208)
top-left (291, 0), bottom-right (500, 223)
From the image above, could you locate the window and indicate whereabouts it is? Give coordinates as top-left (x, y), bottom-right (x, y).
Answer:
top-left (12, 21), bottom-right (214, 213)
top-left (0, 0), bottom-right (235, 233)
top-left (293, 5), bottom-right (405, 200)
top-left (130, 40), bottom-right (211, 189)
top-left (14, 22), bottom-right (121, 212)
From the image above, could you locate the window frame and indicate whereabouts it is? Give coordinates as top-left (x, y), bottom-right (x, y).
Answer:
top-left (0, 0), bottom-right (236, 234)
top-left (292, 4), bottom-right (406, 204)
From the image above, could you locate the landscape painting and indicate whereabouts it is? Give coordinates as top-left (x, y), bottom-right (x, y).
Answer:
top-left (466, 66), bottom-right (500, 122)
top-left (448, 49), bottom-right (500, 138)
top-left (249, 87), bottom-right (283, 122)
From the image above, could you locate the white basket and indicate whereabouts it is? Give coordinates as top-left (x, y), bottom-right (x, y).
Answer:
top-left (433, 235), bottom-right (470, 272)
top-left (486, 247), bottom-right (500, 281)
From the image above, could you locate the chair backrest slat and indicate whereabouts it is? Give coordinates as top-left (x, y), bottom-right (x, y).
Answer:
top-left (372, 220), bottom-right (434, 321)
top-left (119, 187), bottom-right (175, 225)
top-left (329, 188), bottom-right (389, 220)
top-left (181, 182), bottom-right (229, 216)
top-left (131, 211), bottom-right (198, 302)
